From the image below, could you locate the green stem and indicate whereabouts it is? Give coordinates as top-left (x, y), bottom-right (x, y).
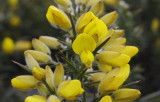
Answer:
top-left (68, 12), bottom-right (77, 39)
top-left (77, 67), bottom-right (87, 80)
top-left (84, 81), bottom-right (100, 86)
top-left (93, 37), bottom-right (110, 55)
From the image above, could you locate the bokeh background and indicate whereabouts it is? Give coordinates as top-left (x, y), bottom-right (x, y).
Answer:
top-left (0, 0), bottom-right (160, 102)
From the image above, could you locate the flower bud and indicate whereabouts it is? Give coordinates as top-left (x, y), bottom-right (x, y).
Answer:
top-left (25, 50), bottom-right (51, 63)
top-left (96, 51), bottom-right (130, 67)
top-left (101, 11), bottom-right (118, 26)
top-left (54, 64), bottom-right (64, 87)
top-left (48, 95), bottom-right (61, 102)
top-left (45, 66), bottom-right (54, 90)
top-left (54, 0), bottom-right (71, 7)
top-left (15, 41), bottom-right (31, 51)
top-left (9, 15), bottom-right (21, 27)
top-left (100, 95), bottom-right (112, 102)
top-left (58, 80), bottom-right (84, 100)
top-left (11, 75), bottom-right (38, 91)
top-left (113, 88), bottom-right (141, 100)
top-left (32, 38), bottom-right (51, 54)
top-left (87, 0), bottom-right (101, 7)
top-left (107, 37), bottom-right (126, 47)
top-left (36, 82), bottom-right (49, 96)
top-left (151, 18), bottom-right (159, 32)
top-left (25, 95), bottom-right (47, 102)
top-left (112, 30), bottom-right (125, 39)
top-left (32, 67), bottom-right (46, 81)
top-left (2, 37), bottom-right (15, 54)
top-left (24, 53), bottom-right (40, 70)
top-left (88, 72), bottom-right (106, 87)
top-left (39, 36), bottom-right (61, 49)
top-left (76, 12), bottom-right (98, 33)
top-left (8, 0), bottom-right (18, 7)
top-left (90, 1), bottom-right (104, 16)
top-left (97, 62), bottom-right (112, 72)
top-left (46, 5), bottom-right (71, 30)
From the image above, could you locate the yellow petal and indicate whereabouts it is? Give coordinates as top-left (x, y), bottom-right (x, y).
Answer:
top-left (76, 12), bottom-right (98, 33)
top-left (81, 50), bottom-right (94, 68)
top-left (25, 95), bottom-right (47, 102)
top-left (107, 37), bottom-right (126, 46)
top-left (98, 68), bottom-right (124, 94)
top-left (54, 64), bottom-right (64, 87)
top-left (96, 51), bottom-right (130, 67)
top-left (105, 45), bottom-right (126, 52)
top-left (32, 38), bottom-right (51, 54)
top-left (101, 11), bottom-right (118, 26)
top-left (39, 36), bottom-right (61, 49)
top-left (100, 95), bottom-right (112, 102)
top-left (90, 1), bottom-right (104, 16)
top-left (83, 19), bottom-right (108, 41)
top-left (48, 95), bottom-right (61, 102)
top-left (72, 33), bottom-right (96, 54)
top-left (24, 53), bottom-right (40, 70)
top-left (120, 46), bottom-right (139, 57)
top-left (97, 62), bottom-right (112, 72)
top-left (88, 72), bottom-right (106, 87)
top-left (98, 64), bottom-right (130, 94)
top-left (46, 5), bottom-right (71, 30)
top-left (15, 41), bottom-right (31, 51)
top-left (36, 82), bottom-right (49, 96)
top-left (112, 30), bottom-right (125, 39)
top-left (45, 66), bottom-right (54, 90)
top-left (8, 0), bottom-right (18, 7)
top-left (113, 88), bottom-right (141, 100)
top-left (54, 0), bottom-right (71, 7)
top-left (58, 80), bottom-right (84, 101)
top-left (32, 67), bottom-right (46, 81)
top-left (11, 75), bottom-right (38, 91)
top-left (25, 50), bottom-right (51, 63)
top-left (2, 37), bottom-right (15, 54)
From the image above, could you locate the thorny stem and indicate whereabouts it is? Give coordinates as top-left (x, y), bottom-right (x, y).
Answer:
top-left (68, 12), bottom-right (77, 40)
top-left (121, 80), bottom-right (141, 88)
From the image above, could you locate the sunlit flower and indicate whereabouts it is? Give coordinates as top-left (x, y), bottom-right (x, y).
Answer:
top-left (58, 80), bottom-right (84, 100)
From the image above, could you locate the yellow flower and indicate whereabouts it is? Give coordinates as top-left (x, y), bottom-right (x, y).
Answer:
top-left (54, 64), bottom-right (64, 87)
top-left (76, 12), bottom-right (98, 33)
top-left (72, 33), bottom-right (96, 68)
top-left (32, 67), bottom-right (46, 81)
top-left (104, 0), bottom-right (121, 7)
top-left (105, 45), bottom-right (139, 57)
top-left (25, 95), bottom-right (47, 102)
top-left (151, 17), bottom-right (159, 32)
top-left (15, 41), bottom-right (31, 51)
top-left (9, 15), bottom-right (21, 27)
top-left (2, 37), bottom-right (15, 54)
top-left (83, 19), bottom-right (108, 42)
top-left (98, 64), bottom-right (130, 94)
top-left (54, 0), bottom-right (71, 7)
top-left (25, 50), bottom-right (51, 63)
top-left (113, 88), bottom-right (141, 100)
top-left (96, 51), bottom-right (130, 67)
top-left (100, 11), bottom-right (118, 26)
top-left (97, 62), bottom-right (112, 72)
top-left (100, 95), bottom-right (112, 102)
top-left (32, 38), bottom-right (51, 54)
top-left (46, 5), bottom-right (71, 30)
top-left (88, 72), bottom-right (106, 87)
top-left (11, 75), bottom-right (38, 91)
top-left (58, 80), bottom-right (84, 100)
top-left (48, 95), bottom-right (61, 102)
top-left (24, 53), bottom-right (40, 70)
top-left (39, 36), bottom-right (61, 49)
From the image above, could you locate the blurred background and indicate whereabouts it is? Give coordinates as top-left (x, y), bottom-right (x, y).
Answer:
top-left (0, 0), bottom-right (160, 102)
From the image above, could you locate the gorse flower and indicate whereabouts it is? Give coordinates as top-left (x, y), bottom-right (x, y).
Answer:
top-left (10, 0), bottom-right (141, 102)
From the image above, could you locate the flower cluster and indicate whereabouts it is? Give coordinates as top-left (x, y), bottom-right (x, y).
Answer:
top-left (11, 0), bottom-right (141, 102)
